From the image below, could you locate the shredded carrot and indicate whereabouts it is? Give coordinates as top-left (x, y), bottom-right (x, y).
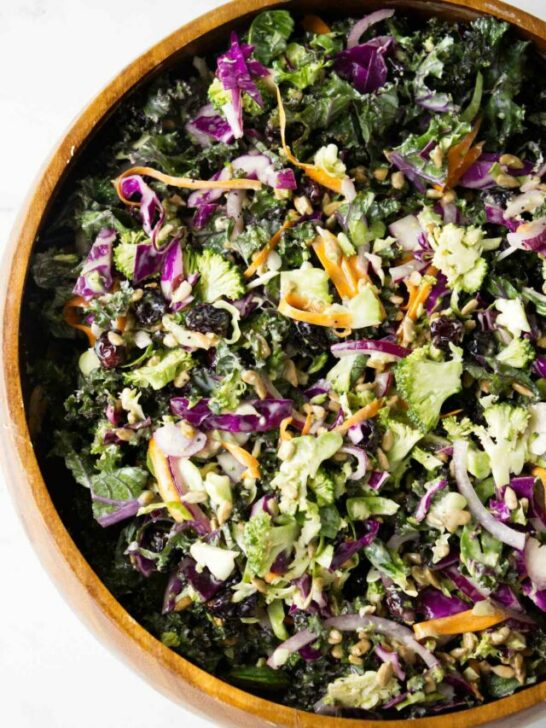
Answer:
top-left (114, 165), bottom-right (262, 205)
top-left (402, 281), bottom-right (419, 313)
top-left (407, 265), bottom-right (439, 321)
top-left (531, 466), bottom-right (546, 487)
top-left (335, 399), bottom-right (384, 435)
top-left (444, 119), bottom-right (482, 189)
top-left (264, 572), bottom-right (279, 584)
top-left (244, 219), bottom-right (296, 278)
top-left (302, 14), bottom-right (331, 34)
top-left (413, 607), bottom-right (507, 640)
top-left (313, 235), bottom-right (356, 299)
top-left (148, 439), bottom-right (188, 523)
top-left (116, 315), bottom-right (127, 332)
top-left (276, 86), bottom-right (347, 195)
top-left (278, 295), bottom-right (352, 329)
top-left (222, 441), bottom-right (260, 479)
top-left (63, 296), bottom-right (96, 346)
top-left (301, 411), bottom-right (314, 436)
top-left (279, 417), bottom-right (294, 441)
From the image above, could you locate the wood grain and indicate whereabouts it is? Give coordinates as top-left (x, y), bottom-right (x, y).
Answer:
top-left (1, 1), bottom-right (545, 726)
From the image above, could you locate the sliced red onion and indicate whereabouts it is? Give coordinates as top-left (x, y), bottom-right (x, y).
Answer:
top-left (250, 494), bottom-right (278, 518)
top-left (453, 441), bottom-right (526, 551)
top-left (414, 479), bottom-right (447, 523)
top-left (153, 423), bottom-right (206, 458)
top-left (331, 338), bottom-right (409, 359)
top-left (325, 614), bottom-right (439, 668)
top-left (266, 629), bottom-right (318, 668)
top-left (388, 214), bottom-right (423, 251)
top-left (374, 371), bottom-right (393, 398)
top-left (507, 219), bottom-right (546, 254)
top-left (340, 446), bottom-right (368, 480)
top-left (168, 457), bottom-right (210, 531)
top-left (525, 537), bottom-right (546, 590)
top-left (347, 8), bottom-right (395, 48)
top-left (375, 644), bottom-right (406, 680)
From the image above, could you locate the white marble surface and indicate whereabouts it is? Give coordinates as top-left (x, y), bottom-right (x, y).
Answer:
top-left (1, 1), bottom-right (545, 726)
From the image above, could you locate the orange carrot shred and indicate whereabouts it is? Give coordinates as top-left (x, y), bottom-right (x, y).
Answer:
top-left (413, 607), bottom-right (507, 640)
top-left (244, 219), bottom-right (296, 278)
top-left (279, 417), bottom-right (294, 441)
top-left (335, 399), bottom-right (384, 434)
top-left (302, 14), bottom-right (331, 34)
top-left (63, 296), bottom-right (96, 346)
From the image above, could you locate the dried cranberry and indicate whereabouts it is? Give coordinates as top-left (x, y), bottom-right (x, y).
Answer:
top-left (294, 321), bottom-right (329, 352)
top-left (301, 178), bottom-right (323, 206)
top-left (467, 330), bottom-right (495, 360)
top-left (207, 587), bottom-right (257, 619)
top-left (185, 303), bottom-right (231, 337)
top-left (95, 331), bottom-right (127, 369)
top-left (133, 289), bottom-right (167, 326)
top-left (430, 316), bottom-right (464, 352)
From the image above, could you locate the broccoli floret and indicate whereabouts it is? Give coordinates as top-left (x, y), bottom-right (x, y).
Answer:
top-left (476, 403), bottom-right (530, 487)
top-left (380, 413), bottom-right (424, 470)
top-left (495, 298), bottom-right (531, 338)
top-left (394, 345), bottom-right (462, 431)
top-left (326, 354), bottom-right (367, 394)
top-left (324, 671), bottom-right (400, 710)
top-left (496, 337), bottom-right (535, 369)
top-left (113, 230), bottom-right (148, 280)
top-left (428, 223), bottom-right (493, 293)
top-left (124, 349), bottom-right (193, 390)
top-left (242, 511), bottom-right (298, 577)
top-left (308, 467), bottom-right (336, 506)
top-left (314, 144), bottom-right (347, 179)
top-left (193, 250), bottom-right (245, 302)
top-left (442, 415), bottom-right (476, 440)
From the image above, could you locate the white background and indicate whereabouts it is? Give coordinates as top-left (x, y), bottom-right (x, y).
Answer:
top-left (1, 1), bottom-right (545, 726)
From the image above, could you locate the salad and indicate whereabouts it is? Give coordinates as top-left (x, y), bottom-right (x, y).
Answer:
top-left (28, 7), bottom-right (546, 718)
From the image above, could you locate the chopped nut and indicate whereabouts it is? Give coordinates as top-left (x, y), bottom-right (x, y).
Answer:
top-left (464, 319), bottom-right (477, 330)
top-left (381, 429), bottom-right (394, 452)
top-left (294, 195), bottom-right (313, 216)
top-left (328, 629), bottom-right (343, 645)
top-left (495, 173), bottom-right (520, 189)
top-left (173, 595), bottom-right (193, 612)
top-left (499, 153), bottom-right (524, 169)
top-left (391, 171), bottom-right (405, 189)
top-left (373, 167), bottom-right (389, 181)
top-left (331, 645), bottom-right (344, 659)
top-left (107, 331), bottom-right (124, 346)
top-left (460, 298), bottom-right (479, 316)
top-left (174, 370), bottom-right (190, 388)
top-left (441, 189), bottom-right (457, 204)
top-left (376, 447), bottom-right (390, 470)
top-left (426, 188), bottom-right (443, 199)
top-left (351, 165), bottom-right (367, 184)
top-left (513, 653), bottom-right (526, 684)
top-left (512, 382), bottom-right (534, 398)
top-left (490, 626), bottom-right (511, 646)
top-left (323, 200), bottom-right (343, 216)
top-left (406, 552), bottom-right (422, 565)
top-left (131, 288), bottom-right (144, 302)
top-left (377, 661), bottom-right (394, 687)
top-left (504, 486), bottom-right (518, 510)
top-left (241, 369), bottom-right (268, 399)
top-left (163, 333), bottom-right (178, 348)
top-left (463, 632), bottom-right (478, 651)
top-left (491, 665), bottom-right (515, 679)
top-left (430, 145), bottom-right (444, 169)
top-left (348, 654), bottom-right (363, 666)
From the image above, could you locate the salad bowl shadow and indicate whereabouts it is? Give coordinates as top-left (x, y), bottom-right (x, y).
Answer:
top-left (1, 0), bottom-right (546, 726)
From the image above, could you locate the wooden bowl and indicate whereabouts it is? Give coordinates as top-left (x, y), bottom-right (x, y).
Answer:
top-left (2, 1), bottom-right (545, 726)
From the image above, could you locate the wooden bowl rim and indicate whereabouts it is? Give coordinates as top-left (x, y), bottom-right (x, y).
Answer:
top-left (2, 1), bottom-right (546, 726)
